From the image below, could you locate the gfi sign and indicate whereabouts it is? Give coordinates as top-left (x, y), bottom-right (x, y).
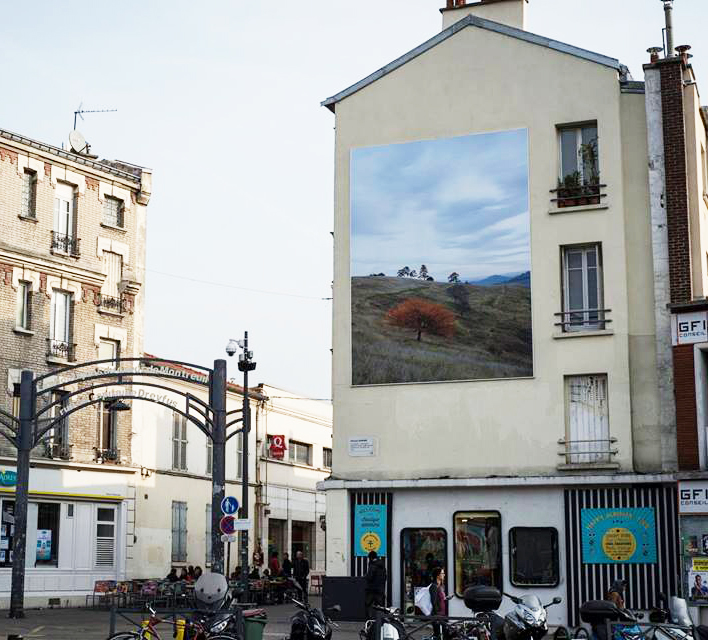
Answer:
top-left (672, 312), bottom-right (708, 345)
top-left (679, 481), bottom-right (708, 514)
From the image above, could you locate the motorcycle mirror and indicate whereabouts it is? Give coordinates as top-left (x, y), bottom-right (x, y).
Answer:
top-left (552, 597), bottom-right (562, 604)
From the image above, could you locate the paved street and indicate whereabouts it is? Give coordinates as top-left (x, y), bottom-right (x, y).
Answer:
top-left (0, 597), bottom-right (364, 640)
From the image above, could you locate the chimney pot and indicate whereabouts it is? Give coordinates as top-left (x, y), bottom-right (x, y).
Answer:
top-left (647, 46), bottom-right (662, 63)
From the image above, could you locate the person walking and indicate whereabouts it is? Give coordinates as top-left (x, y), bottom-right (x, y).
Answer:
top-left (269, 551), bottom-right (281, 576)
top-left (282, 552), bottom-right (293, 577)
top-left (429, 567), bottom-right (451, 640)
top-left (365, 550), bottom-right (387, 619)
top-left (293, 550), bottom-right (310, 602)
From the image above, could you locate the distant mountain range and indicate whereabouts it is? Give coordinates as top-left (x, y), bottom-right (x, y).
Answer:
top-left (467, 271), bottom-right (530, 288)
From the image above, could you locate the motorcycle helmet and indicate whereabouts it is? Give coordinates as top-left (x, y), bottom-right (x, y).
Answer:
top-left (194, 572), bottom-right (229, 610)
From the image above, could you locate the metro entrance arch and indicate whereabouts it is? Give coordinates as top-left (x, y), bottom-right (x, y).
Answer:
top-left (0, 353), bottom-right (249, 618)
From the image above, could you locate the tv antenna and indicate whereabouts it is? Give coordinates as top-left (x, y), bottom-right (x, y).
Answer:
top-left (73, 102), bottom-right (117, 129)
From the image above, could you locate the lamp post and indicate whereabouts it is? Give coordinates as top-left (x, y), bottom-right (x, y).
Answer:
top-left (226, 332), bottom-right (256, 602)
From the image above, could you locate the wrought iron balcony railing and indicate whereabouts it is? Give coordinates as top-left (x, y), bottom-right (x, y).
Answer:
top-left (549, 183), bottom-right (607, 208)
top-left (51, 231), bottom-right (80, 256)
top-left (46, 338), bottom-right (76, 362)
top-left (43, 441), bottom-right (72, 460)
top-left (98, 294), bottom-right (124, 314)
top-left (558, 437), bottom-right (618, 465)
top-left (96, 448), bottom-right (121, 463)
top-left (554, 308), bottom-right (611, 332)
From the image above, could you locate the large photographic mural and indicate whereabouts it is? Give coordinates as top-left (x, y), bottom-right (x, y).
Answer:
top-left (350, 129), bottom-right (531, 385)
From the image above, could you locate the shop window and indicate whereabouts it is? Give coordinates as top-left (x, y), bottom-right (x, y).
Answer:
top-left (453, 511), bottom-right (501, 596)
top-left (289, 440), bottom-right (311, 466)
top-left (96, 506), bottom-right (116, 567)
top-left (509, 527), bottom-right (559, 587)
top-left (172, 501), bottom-right (187, 563)
top-left (401, 528), bottom-right (447, 615)
top-left (0, 500), bottom-right (15, 567)
top-left (36, 502), bottom-right (60, 566)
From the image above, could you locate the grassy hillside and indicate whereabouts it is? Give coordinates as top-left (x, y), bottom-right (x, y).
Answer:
top-left (351, 276), bottom-right (532, 385)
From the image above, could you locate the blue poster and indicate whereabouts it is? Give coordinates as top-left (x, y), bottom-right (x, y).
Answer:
top-left (581, 508), bottom-right (657, 564)
top-left (354, 504), bottom-right (387, 557)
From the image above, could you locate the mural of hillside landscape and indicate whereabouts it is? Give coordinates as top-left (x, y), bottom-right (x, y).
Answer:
top-left (350, 129), bottom-right (531, 385)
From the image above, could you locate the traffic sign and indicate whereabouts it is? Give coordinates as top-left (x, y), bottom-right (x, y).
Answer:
top-left (232, 518), bottom-right (252, 531)
top-left (220, 515), bottom-right (236, 535)
top-left (221, 534), bottom-right (237, 543)
top-left (221, 496), bottom-right (239, 515)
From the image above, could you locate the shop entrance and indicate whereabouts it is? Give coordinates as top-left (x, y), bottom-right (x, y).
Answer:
top-left (400, 528), bottom-right (447, 615)
top-left (292, 520), bottom-right (314, 562)
top-left (268, 518), bottom-right (287, 559)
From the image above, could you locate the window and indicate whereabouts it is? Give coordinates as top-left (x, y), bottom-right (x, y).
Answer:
top-left (103, 196), bottom-right (124, 228)
top-left (559, 123), bottom-right (599, 185)
top-left (172, 501), bottom-right (187, 563)
top-left (565, 374), bottom-right (610, 464)
top-left (15, 281), bottom-right (31, 330)
top-left (205, 504), bottom-right (212, 567)
top-left (48, 391), bottom-right (70, 458)
top-left (401, 528), bottom-right (447, 615)
top-left (323, 447), bottom-right (332, 469)
top-left (53, 182), bottom-right (76, 240)
top-left (453, 511), bottom-right (501, 596)
top-left (561, 244), bottom-right (604, 331)
top-left (21, 169), bottom-right (37, 219)
top-left (236, 431), bottom-right (243, 476)
top-left (36, 503), bottom-right (60, 567)
top-left (509, 527), bottom-right (559, 587)
top-left (289, 441), bottom-right (311, 466)
top-left (49, 291), bottom-right (72, 358)
top-left (0, 500), bottom-right (15, 567)
top-left (172, 413), bottom-right (187, 471)
top-left (702, 144), bottom-right (708, 197)
top-left (206, 438), bottom-right (213, 476)
top-left (103, 252), bottom-right (123, 300)
top-left (98, 339), bottom-right (120, 368)
top-left (96, 506), bottom-right (116, 567)
top-left (98, 402), bottom-right (117, 453)
top-left (12, 384), bottom-right (20, 420)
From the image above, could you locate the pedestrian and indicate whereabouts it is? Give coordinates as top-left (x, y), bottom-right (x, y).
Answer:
top-left (429, 567), bottom-right (451, 640)
top-left (365, 550), bottom-right (387, 619)
top-left (269, 551), bottom-right (281, 576)
top-left (178, 567), bottom-right (189, 581)
top-left (293, 550), bottom-right (310, 602)
top-left (281, 552), bottom-right (293, 577)
top-left (194, 566), bottom-right (203, 580)
top-left (165, 567), bottom-right (179, 583)
top-left (186, 565), bottom-right (196, 582)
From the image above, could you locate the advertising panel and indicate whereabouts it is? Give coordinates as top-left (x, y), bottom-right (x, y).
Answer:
top-left (354, 504), bottom-right (387, 557)
top-left (581, 508), bottom-right (657, 564)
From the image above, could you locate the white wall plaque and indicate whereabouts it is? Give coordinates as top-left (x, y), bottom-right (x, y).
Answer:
top-left (348, 437), bottom-right (375, 457)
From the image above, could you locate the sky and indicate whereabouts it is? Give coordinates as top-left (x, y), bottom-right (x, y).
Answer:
top-left (2, 0), bottom-right (707, 400)
top-left (351, 129), bottom-right (529, 282)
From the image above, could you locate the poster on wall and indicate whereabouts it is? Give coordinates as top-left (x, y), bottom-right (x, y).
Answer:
top-left (354, 504), bottom-right (387, 557)
top-left (350, 129), bottom-right (531, 385)
top-left (36, 529), bottom-right (52, 562)
top-left (581, 508), bottom-right (657, 564)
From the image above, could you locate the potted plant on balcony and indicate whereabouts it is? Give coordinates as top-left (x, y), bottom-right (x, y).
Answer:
top-left (557, 171), bottom-right (581, 208)
top-left (580, 140), bottom-right (601, 205)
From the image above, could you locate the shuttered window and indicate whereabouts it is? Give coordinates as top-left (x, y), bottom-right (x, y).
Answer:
top-left (95, 507), bottom-right (116, 567)
top-left (104, 252), bottom-right (123, 298)
top-left (172, 413), bottom-right (187, 471)
top-left (172, 501), bottom-right (187, 563)
top-left (566, 374), bottom-right (610, 463)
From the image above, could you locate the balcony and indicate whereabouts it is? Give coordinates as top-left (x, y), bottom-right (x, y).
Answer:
top-left (549, 183), bottom-right (607, 209)
top-left (46, 339), bottom-right (76, 362)
top-left (558, 436), bottom-right (619, 469)
top-left (95, 448), bottom-right (121, 463)
top-left (50, 231), bottom-right (80, 257)
top-left (554, 308), bottom-right (611, 333)
top-left (98, 294), bottom-right (125, 314)
top-left (43, 441), bottom-right (72, 460)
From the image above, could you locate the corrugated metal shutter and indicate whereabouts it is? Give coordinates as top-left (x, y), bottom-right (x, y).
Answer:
top-left (172, 501), bottom-right (187, 562)
top-left (96, 538), bottom-right (115, 567)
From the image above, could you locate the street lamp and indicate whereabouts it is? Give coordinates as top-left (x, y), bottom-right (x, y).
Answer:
top-left (226, 332), bottom-right (256, 601)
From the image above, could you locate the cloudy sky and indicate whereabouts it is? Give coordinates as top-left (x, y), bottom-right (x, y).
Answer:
top-left (352, 130), bottom-right (529, 282)
top-left (2, 1), bottom-right (707, 399)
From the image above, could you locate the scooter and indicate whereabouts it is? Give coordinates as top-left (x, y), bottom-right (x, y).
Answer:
top-left (649, 593), bottom-right (708, 640)
top-left (501, 594), bottom-right (562, 640)
top-left (289, 595), bottom-right (340, 640)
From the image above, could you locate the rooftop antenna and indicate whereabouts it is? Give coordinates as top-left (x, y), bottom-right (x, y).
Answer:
top-left (73, 102), bottom-right (118, 129)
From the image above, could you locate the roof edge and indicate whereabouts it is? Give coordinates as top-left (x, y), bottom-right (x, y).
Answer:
top-left (321, 14), bottom-right (620, 112)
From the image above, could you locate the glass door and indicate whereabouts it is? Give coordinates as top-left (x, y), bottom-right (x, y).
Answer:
top-left (400, 528), bottom-right (447, 615)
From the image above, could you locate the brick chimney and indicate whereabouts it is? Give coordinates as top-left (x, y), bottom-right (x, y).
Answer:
top-left (441, 0), bottom-right (528, 31)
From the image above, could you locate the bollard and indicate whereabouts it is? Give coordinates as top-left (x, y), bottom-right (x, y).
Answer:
top-left (175, 617), bottom-right (186, 640)
top-left (109, 604), bottom-right (117, 636)
top-left (141, 618), bottom-right (153, 640)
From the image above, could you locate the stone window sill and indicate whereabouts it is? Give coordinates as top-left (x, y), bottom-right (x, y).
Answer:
top-left (100, 222), bottom-right (127, 233)
top-left (18, 214), bottom-right (38, 223)
top-left (46, 355), bottom-right (70, 365)
top-left (553, 329), bottom-right (614, 339)
top-left (548, 203), bottom-right (609, 215)
top-left (557, 462), bottom-right (620, 471)
top-left (50, 249), bottom-right (80, 259)
top-left (13, 327), bottom-right (34, 336)
top-left (97, 308), bottom-right (125, 319)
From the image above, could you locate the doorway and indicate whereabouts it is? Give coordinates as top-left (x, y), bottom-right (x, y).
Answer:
top-left (292, 520), bottom-right (314, 563)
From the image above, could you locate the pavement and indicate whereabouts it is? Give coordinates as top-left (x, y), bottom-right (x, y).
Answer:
top-left (0, 597), bottom-right (365, 640)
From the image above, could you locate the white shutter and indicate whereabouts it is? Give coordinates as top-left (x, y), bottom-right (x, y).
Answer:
top-left (95, 538), bottom-right (115, 567)
top-left (54, 183), bottom-right (74, 236)
top-left (104, 252), bottom-right (123, 297)
top-left (51, 292), bottom-right (70, 342)
top-left (567, 375), bottom-right (609, 463)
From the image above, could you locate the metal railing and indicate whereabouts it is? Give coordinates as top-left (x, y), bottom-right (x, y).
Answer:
top-left (99, 294), bottom-right (124, 313)
top-left (43, 441), bottom-right (72, 460)
top-left (555, 308), bottom-right (611, 331)
top-left (558, 437), bottom-right (618, 464)
top-left (96, 448), bottom-right (121, 463)
top-left (50, 231), bottom-right (80, 256)
top-left (550, 183), bottom-right (607, 208)
top-left (46, 339), bottom-right (76, 361)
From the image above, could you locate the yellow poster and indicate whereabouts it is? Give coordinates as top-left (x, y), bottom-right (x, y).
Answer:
top-left (692, 558), bottom-right (708, 572)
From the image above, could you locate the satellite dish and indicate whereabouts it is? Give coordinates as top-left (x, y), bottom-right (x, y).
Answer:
top-left (69, 129), bottom-right (87, 153)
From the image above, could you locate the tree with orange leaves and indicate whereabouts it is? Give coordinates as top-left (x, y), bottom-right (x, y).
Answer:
top-left (386, 297), bottom-right (455, 342)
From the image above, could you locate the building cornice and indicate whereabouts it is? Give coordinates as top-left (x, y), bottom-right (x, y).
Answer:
top-left (0, 246), bottom-right (106, 288)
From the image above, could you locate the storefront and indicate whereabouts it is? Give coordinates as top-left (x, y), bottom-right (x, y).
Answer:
top-left (678, 479), bottom-right (708, 621)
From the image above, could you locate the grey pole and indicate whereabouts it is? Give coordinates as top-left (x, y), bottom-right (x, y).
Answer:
top-left (210, 359), bottom-right (227, 574)
top-left (238, 331), bottom-right (255, 602)
top-left (9, 370), bottom-right (34, 618)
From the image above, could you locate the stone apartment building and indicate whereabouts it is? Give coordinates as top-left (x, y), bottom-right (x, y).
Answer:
top-left (0, 126), bottom-right (151, 606)
top-left (321, 0), bottom-right (708, 626)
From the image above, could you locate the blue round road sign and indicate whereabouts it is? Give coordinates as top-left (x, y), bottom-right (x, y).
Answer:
top-left (221, 496), bottom-right (239, 515)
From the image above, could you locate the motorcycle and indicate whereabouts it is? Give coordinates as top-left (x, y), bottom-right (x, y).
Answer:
top-left (579, 598), bottom-right (642, 640)
top-left (501, 594), bottom-right (562, 640)
top-left (289, 596), bottom-right (340, 640)
top-left (192, 572), bottom-right (250, 639)
top-left (360, 605), bottom-right (407, 640)
top-left (649, 593), bottom-right (708, 640)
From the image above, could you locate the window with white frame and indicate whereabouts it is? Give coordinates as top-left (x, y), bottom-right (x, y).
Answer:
top-left (15, 281), bottom-right (31, 330)
top-left (323, 447), bottom-right (332, 469)
top-left (172, 413), bottom-right (188, 471)
top-left (95, 506), bottom-right (116, 567)
top-left (21, 169), bottom-right (37, 219)
top-left (206, 437), bottom-right (213, 476)
top-left (289, 440), bottom-right (311, 466)
top-left (172, 501), bottom-right (187, 563)
top-left (98, 402), bottom-right (117, 453)
top-left (50, 291), bottom-right (72, 358)
top-left (559, 123), bottom-right (599, 185)
top-left (103, 195), bottom-right (124, 228)
top-left (565, 374), bottom-right (610, 464)
top-left (561, 244), bottom-right (604, 331)
top-left (98, 338), bottom-right (120, 368)
top-left (53, 182), bottom-right (76, 239)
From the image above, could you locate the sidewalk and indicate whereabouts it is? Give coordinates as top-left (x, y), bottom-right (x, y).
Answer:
top-left (0, 597), bottom-right (363, 640)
